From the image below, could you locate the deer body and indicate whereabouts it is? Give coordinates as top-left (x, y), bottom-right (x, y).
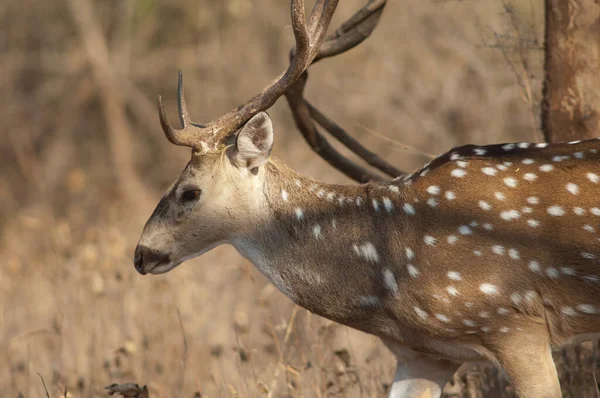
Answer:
top-left (137, 111), bottom-right (600, 397)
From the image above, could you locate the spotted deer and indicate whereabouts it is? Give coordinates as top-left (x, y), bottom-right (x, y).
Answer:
top-left (134, 1), bottom-right (600, 397)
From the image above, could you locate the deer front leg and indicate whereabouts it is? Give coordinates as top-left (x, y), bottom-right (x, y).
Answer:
top-left (383, 340), bottom-right (461, 398)
top-left (492, 330), bottom-right (561, 398)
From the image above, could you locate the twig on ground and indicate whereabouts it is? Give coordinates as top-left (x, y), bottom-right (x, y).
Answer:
top-left (37, 373), bottom-right (50, 398)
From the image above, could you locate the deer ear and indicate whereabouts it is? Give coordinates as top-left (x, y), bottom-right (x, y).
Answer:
top-left (233, 112), bottom-right (274, 170)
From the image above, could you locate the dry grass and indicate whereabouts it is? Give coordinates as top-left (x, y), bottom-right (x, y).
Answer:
top-left (2, 0), bottom-right (599, 396)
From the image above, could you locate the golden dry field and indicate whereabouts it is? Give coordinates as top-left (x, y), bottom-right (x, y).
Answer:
top-left (2, 0), bottom-right (599, 396)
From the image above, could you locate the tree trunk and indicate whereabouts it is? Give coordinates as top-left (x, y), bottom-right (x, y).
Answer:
top-left (542, 0), bottom-right (600, 143)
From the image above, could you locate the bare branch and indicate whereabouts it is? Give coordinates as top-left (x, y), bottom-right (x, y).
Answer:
top-left (285, 0), bottom-right (402, 182)
top-left (285, 73), bottom-right (385, 182)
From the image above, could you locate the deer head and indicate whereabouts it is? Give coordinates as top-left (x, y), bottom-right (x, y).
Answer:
top-left (134, 0), bottom-right (340, 275)
top-left (134, 111), bottom-right (277, 275)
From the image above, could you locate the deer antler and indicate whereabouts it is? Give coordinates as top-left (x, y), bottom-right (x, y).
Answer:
top-left (285, 0), bottom-right (404, 183)
top-left (157, 0), bottom-right (339, 152)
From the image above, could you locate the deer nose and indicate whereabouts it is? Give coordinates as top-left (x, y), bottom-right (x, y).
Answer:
top-left (133, 245), bottom-right (146, 274)
top-left (133, 245), bottom-right (170, 275)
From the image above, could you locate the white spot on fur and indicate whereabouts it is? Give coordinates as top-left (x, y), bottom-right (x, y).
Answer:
top-left (414, 307), bottom-right (428, 320)
top-left (525, 291), bottom-right (537, 302)
top-left (312, 224), bottom-right (322, 239)
top-left (566, 183), bottom-right (579, 195)
top-left (479, 201), bottom-right (492, 211)
top-left (545, 268), bottom-right (559, 279)
top-left (492, 245), bottom-right (505, 255)
top-left (581, 252), bottom-right (596, 259)
top-left (574, 207), bottom-right (586, 215)
top-left (528, 261), bottom-right (541, 272)
top-left (547, 206), bottom-right (565, 216)
top-left (451, 169), bottom-right (466, 178)
top-left (407, 264), bottom-right (420, 278)
top-left (448, 271), bottom-right (462, 281)
top-left (445, 191), bottom-right (456, 200)
top-left (382, 197), bottom-right (394, 213)
top-left (458, 225), bottom-right (472, 235)
top-left (383, 269), bottom-right (398, 294)
top-left (584, 224), bottom-right (595, 232)
top-left (577, 304), bottom-right (596, 314)
top-left (587, 173), bottom-right (600, 184)
top-left (560, 267), bottom-right (575, 275)
top-left (540, 164), bottom-right (554, 172)
top-left (281, 189), bottom-right (289, 201)
top-left (508, 248), bottom-right (520, 260)
top-left (424, 235), bottom-right (436, 246)
top-left (435, 314), bottom-right (450, 323)
top-left (497, 308), bottom-right (510, 315)
top-left (482, 167), bottom-right (497, 176)
top-left (494, 192), bottom-right (506, 201)
top-left (295, 208), bottom-right (304, 220)
top-left (510, 293), bottom-right (522, 305)
top-left (355, 242), bottom-right (379, 262)
top-left (504, 177), bottom-right (518, 188)
top-left (500, 210), bottom-right (520, 221)
top-left (372, 199), bottom-right (380, 211)
top-left (457, 160), bottom-right (469, 168)
top-left (483, 223), bottom-right (494, 230)
top-left (427, 185), bottom-right (440, 195)
top-left (474, 148), bottom-right (487, 155)
top-left (480, 283), bottom-right (499, 295)
top-left (522, 158), bottom-right (535, 164)
top-left (427, 198), bottom-right (439, 207)
top-left (561, 306), bottom-right (577, 316)
top-left (405, 247), bottom-right (415, 260)
top-left (447, 235), bottom-right (458, 245)
top-left (523, 173), bottom-right (537, 181)
top-left (502, 143), bottom-right (516, 151)
top-left (527, 219), bottom-right (540, 227)
top-left (403, 203), bottom-right (415, 215)
top-left (446, 286), bottom-right (459, 296)
top-left (527, 196), bottom-right (539, 205)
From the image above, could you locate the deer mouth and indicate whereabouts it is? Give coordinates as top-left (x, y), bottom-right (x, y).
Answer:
top-left (147, 259), bottom-right (182, 275)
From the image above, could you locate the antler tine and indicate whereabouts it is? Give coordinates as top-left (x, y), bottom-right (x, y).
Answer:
top-left (156, 0), bottom-right (340, 152)
top-left (157, 72), bottom-right (205, 148)
top-left (316, 0), bottom-right (385, 61)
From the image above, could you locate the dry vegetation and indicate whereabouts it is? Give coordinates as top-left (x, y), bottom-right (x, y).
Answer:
top-left (2, 0), bottom-right (599, 396)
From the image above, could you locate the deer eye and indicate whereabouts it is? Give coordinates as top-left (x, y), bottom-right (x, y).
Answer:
top-left (181, 189), bottom-right (201, 203)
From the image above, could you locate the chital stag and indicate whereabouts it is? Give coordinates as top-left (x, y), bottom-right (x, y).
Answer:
top-left (134, 1), bottom-right (600, 397)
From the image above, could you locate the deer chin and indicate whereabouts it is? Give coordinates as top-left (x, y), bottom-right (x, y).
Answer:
top-left (147, 259), bottom-right (181, 275)
top-left (149, 241), bottom-right (226, 275)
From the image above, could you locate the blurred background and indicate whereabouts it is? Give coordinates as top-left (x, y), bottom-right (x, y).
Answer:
top-left (4, 0), bottom-right (597, 396)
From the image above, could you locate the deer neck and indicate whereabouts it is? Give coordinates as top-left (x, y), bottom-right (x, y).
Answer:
top-left (230, 158), bottom-right (412, 329)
